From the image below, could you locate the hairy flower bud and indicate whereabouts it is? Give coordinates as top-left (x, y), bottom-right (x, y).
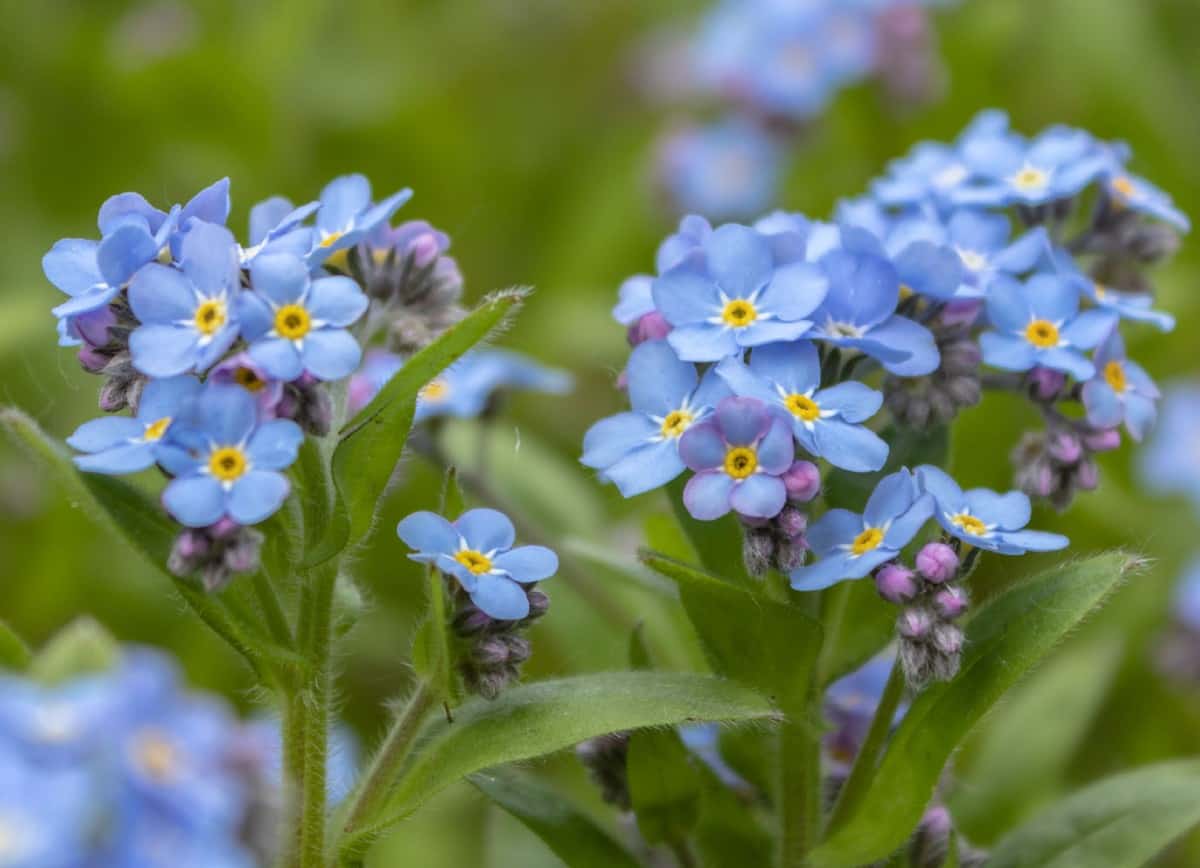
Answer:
top-left (898, 607), bottom-right (934, 640)
top-left (1028, 367), bottom-right (1067, 402)
top-left (932, 585), bottom-right (969, 620)
top-left (875, 563), bottom-right (918, 604)
top-left (783, 460), bottom-right (821, 502)
top-left (931, 623), bottom-right (964, 656)
top-left (909, 805), bottom-right (953, 868)
top-left (916, 542), bottom-right (958, 584)
top-left (577, 733), bottom-right (631, 810)
top-left (743, 527), bottom-right (775, 578)
top-left (1083, 428), bottom-right (1121, 453)
top-left (777, 505), bottom-right (807, 539)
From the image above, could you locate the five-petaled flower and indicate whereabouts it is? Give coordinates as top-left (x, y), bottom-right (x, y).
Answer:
top-left (68, 376), bottom-right (202, 475)
top-left (398, 508), bottom-right (558, 620)
top-left (306, 174), bottom-right (413, 266)
top-left (1081, 329), bottom-right (1160, 441)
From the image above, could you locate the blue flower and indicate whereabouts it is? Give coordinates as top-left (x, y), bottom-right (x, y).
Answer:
top-left (1081, 329), bottom-right (1159, 441)
top-left (306, 174), bottom-right (413, 265)
top-left (1104, 169), bottom-right (1190, 232)
top-left (957, 125), bottom-right (1110, 208)
top-left (0, 745), bottom-right (91, 867)
top-left (397, 508), bottom-right (558, 620)
top-left (99, 177), bottom-right (230, 266)
top-left (656, 214), bottom-right (714, 273)
top-left (979, 274), bottom-right (1116, 381)
top-left (237, 252), bottom-right (369, 381)
top-left (715, 341), bottom-right (888, 472)
top-left (1140, 383), bottom-right (1200, 516)
top-left (43, 237), bottom-right (122, 347)
top-left (127, 221), bottom-right (243, 377)
top-left (913, 209), bottom-right (1047, 299)
top-left (678, 396), bottom-right (795, 520)
top-left (1172, 556), bottom-right (1200, 632)
top-left (825, 651), bottom-right (906, 766)
top-left (652, 223), bottom-right (828, 361)
top-left (416, 349), bottom-right (572, 422)
top-left (1079, 277), bottom-right (1175, 332)
top-left (915, 465), bottom-right (1069, 554)
top-left (790, 468), bottom-right (934, 591)
top-left (159, 385), bottom-right (303, 527)
top-left (612, 275), bottom-right (655, 326)
top-left (808, 226), bottom-right (940, 375)
top-left (657, 120), bottom-right (784, 221)
top-left (68, 376), bottom-right (202, 475)
top-left (582, 340), bottom-right (729, 497)
top-left (240, 195), bottom-right (320, 264)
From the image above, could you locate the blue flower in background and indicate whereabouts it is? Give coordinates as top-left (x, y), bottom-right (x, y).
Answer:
top-left (825, 651), bottom-right (906, 766)
top-left (652, 223), bottom-right (828, 361)
top-left (715, 341), bottom-right (888, 472)
top-left (306, 173), bottom-right (413, 265)
top-left (1103, 169), bottom-right (1190, 232)
top-left (928, 210), bottom-right (1046, 299)
top-left (127, 221), bottom-right (243, 377)
top-left (679, 724), bottom-right (748, 791)
top-left (1081, 329), bottom-right (1160, 441)
top-left (915, 465), bottom-right (1069, 554)
top-left (1172, 556), bottom-right (1200, 632)
top-left (160, 385), bottom-right (303, 528)
top-left (979, 274), bottom-right (1115, 381)
top-left (415, 349), bottom-right (573, 422)
top-left (398, 508), bottom-right (558, 620)
top-left (0, 746), bottom-right (91, 867)
top-left (582, 340), bottom-right (728, 497)
top-left (957, 125), bottom-right (1110, 207)
top-left (238, 252), bottom-right (369, 382)
top-left (1140, 383), bottom-right (1200, 516)
top-left (657, 119), bottom-right (784, 221)
top-left (68, 376), bottom-right (202, 475)
top-left (678, 396), bottom-right (795, 520)
top-left (790, 468), bottom-right (933, 591)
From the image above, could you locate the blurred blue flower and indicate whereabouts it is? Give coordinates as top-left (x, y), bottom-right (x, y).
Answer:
top-left (1081, 279), bottom-right (1176, 332)
top-left (582, 340), bottom-right (728, 497)
top-left (678, 396), bottom-right (795, 520)
top-left (957, 125), bottom-right (1110, 208)
top-left (1081, 329), bottom-right (1159, 441)
top-left (238, 252), bottom-right (368, 382)
top-left (127, 221), bottom-right (242, 377)
top-left (1103, 169), bottom-right (1190, 232)
top-left (791, 468), bottom-right (933, 591)
top-left (825, 651), bottom-right (906, 766)
top-left (398, 508), bottom-right (558, 620)
top-left (979, 274), bottom-right (1115, 381)
top-left (715, 341), bottom-right (888, 472)
top-left (1140, 383), bottom-right (1200, 515)
top-left (0, 745), bottom-right (91, 867)
top-left (915, 465), bottom-right (1069, 554)
top-left (657, 119), bottom-right (784, 221)
top-left (160, 385), bottom-right (302, 528)
top-left (1173, 556), bottom-right (1200, 632)
top-left (652, 223), bottom-right (828, 361)
top-left (69, 376), bottom-right (202, 475)
top-left (678, 724), bottom-right (748, 790)
top-left (306, 174), bottom-right (413, 266)
top-left (416, 350), bottom-right (572, 422)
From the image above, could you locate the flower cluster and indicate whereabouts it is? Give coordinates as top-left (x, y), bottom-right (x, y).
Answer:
top-left (647, 0), bottom-right (957, 219)
top-left (48, 175), bottom-right (559, 589)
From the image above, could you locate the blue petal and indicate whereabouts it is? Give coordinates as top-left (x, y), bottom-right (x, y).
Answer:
top-left (915, 465), bottom-right (965, 513)
top-left (198, 385), bottom-right (258, 444)
top-left (493, 546), bottom-right (558, 583)
top-left (1082, 380), bottom-right (1123, 430)
top-left (737, 319), bottom-right (813, 347)
top-left (96, 223), bottom-right (158, 286)
top-left (356, 188), bottom-right (414, 233)
top-left (807, 509), bottom-right (862, 556)
top-left (706, 224), bottom-right (773, 299)
top-left (75, 443), bottom-right (157, 475)
top-left (181, 178), bottom-right (232, 227)
top-left (748, 340), bottom-right (820, 394)
top-left (1062, 310), bottom-right (1118, 350)
top-left (308, 276), bottom-right (369, 327)
top-left (127, 264), bottom-right (197, 324)
top-left (51, 284), bottom-right (120, 318)
top-left (301, 329), bottom-right (362, 381)
top-left (1026, 274), bottom-right (1079, 323)
top-left (603, 440), bottom-right (686, 497)
top-left (818, 250), bottom-right (898, 329)
top-left (668, 322), bottom-right (738, 362)
top-left (98, 192), bottom-right (163, 236)
top-left (129, 324), bottom-right (201, 377)
top-left (1124, 393), bottom-right (1157, 442)
top-left (138, 375), bottom-right (202, 423)
top-left (43, 238), bottom-right (103, 296)
top-left (693, 367), bottom-right (733, 409)
top-left (581, 412), bottom-right (658, 469)
top-left (790, 553), bottom-right (860, 592)
top-left (397, 511), bottom-right (459, 556)
top-left (194, 325), bottom-right (239, 373)
top-left (626, 340), bottom-right (698, 416)
top-left (994, 529), bottom-right (1069, 553)
top-left (250, 253), bottom-right (309, 305)
top-left (249, 196), bottom-right (296, 246)
top-left (985, 275), bottom-right (1034, 334)
top-left (318, 174), bottom-right (372, 234)
top-left (682, 470), bottom-right (735, 520)
top-left (1036, 347), bottom-right (1095, 381)
top-left (993, 228), bottom-right (1048, 274)
top-left (813, 419), bottom-right (888, 472)
top-left (247, 420), bottom-right (304, 470)
top-left (163, 476), bottom-right (226, 528)
top-left (864, 469), bottom-right (917, 527)
top-left (729, 474), bottom-right (786, 519)
top-left (714, 356), bottom-right (777, 404)
top-left (757, 415), bottom-right (795, 474)
top-left (228, 471), bottom-right (290, 525)
top-left (860, 316), bottom-right (939, 376)
top-left (68, 416), bottom-right (143, 452)
top-left (470, 574), bottom-right (530, 620)
top-left (947, 209), bottom-right (1009, 251)
top-left (716, 396), bottom-right (769, 446)
top-left (248, 337), bottom-right (304, 381)
top-left (980, 331), bottom-right (1037, 372)
top-left (882, 494), bottom-right (934, 549)
top-left (761, 262), bottom-right (827, 320)
top-left (817, 381), bottom-right (882, 423)
top-left (236, 292), bottom-right (275, 340)
top-left (652, 267), bottom-right (720, 327)
top-left (455, 508), bottom-right (516, 553)
top-left (678, 420), bottom-right (726, 471)
top-left (895, 241), bottom-right (962, 300)
top-left (178, 221), bottom-right (238, 294)
top-left (965, 488), bottom-right (1031, 530)
top-left (612, 275), bottom-right (655, 325)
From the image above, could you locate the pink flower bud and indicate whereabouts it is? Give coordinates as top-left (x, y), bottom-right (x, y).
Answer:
top-left (628, 312), bottom-right (672, 346)
top-left (932, 585), bottom-right (968, 619)
top-left (208, 517), bottom-right (241, 541)
top-left (1029, 367), bottom-right (1067, 401)
top-left (1084, 428), bottom-right (1121, 453)
top-left (783, 460), bottom-right (821, 502)
top-left (1047, 431), bottom-right (1083, 464)
top-left (915, 542), bottom-right (958, 583)
top-left (410, 233), bottom-right (441, 269)
top-left (875, 563), bottom-right (918, 604)
top-left (1075, 459), bottom-right (1099, 491)
top-left (78, 345), bottom-right (110, 373)
top-left (898, 607), bottom-right (934, 640)
top-left (940, 300), bottom-right (983, 328)
top-left (777, 506), bottom-right (807, 539)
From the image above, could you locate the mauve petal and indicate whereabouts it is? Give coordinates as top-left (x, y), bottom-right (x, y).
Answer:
top-left (729, 474), bottom-right (786, 519)
top-left (678, 420), bottom-right (726, 471)
top-left (683, 471), bottom-right (735, 520)
top-left (716, 396), bottom-right (769, 446)
top-left (756, 416), bottom-right (794, 475)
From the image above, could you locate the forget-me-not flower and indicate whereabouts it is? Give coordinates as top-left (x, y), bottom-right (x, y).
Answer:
top-left (582, 340), bottom-right (729, 497)
top-left (398, 508), bottom-right (558, 620)
top-left (715, 341), bottom-right (888, 472)
top-left (306, 174), bottom-right (413, 266)
top-left (658, 120), bottom-right (784, 221)
top-left (43, 237), bottom-right (122, 347)
top-left (239, 195), bottom-right (320, 264)
top-left (415, 349), bottom-right (572, 423)
top-left (916, 465), bottom-right (1069, 554)
top-left (1081, 329), bottom-right (1159, 441)
top-left (934, 210), bottom-right (1046, 299)
top-left (68, 376), bottom-right (202, 475)
top-left (790, 468), bottom-right (934, 591)
top-left (1103, 168), bottom-right (1190, 232)
top-left (1140, 383), bottom-right (1200, 516)
top-left (957, 125), bottom-right (1110, 208)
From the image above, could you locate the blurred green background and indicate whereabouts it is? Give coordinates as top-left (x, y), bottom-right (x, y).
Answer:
top-left (2, 0), bottom-right (1200, 864)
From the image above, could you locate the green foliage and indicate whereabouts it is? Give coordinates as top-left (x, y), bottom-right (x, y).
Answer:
top-left (27, 616), bottom-right (119, 683)
top-left (627, 728), bottom-right (702, 844)
top-left (665, 477), bottom-right (750, 587)
top-left (412, 468), bottom-right (464, 705)
top-left (987, 760), bottom-right (1200, 868)
top-left (823, 425), bottom-right (949, 512)
top-left (470, 768), bottom-right (641, 868)
top-left (0, 618), bottom-right (31, 671)
top-left (811, 552), bottom-right (1140, 867)
top-left (815, 578), bottom-right (895, 686)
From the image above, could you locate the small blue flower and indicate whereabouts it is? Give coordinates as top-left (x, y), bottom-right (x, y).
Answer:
top-left (582, 340), bottom-right (729, 497)
top-left (237, 252), bottom-right (369, 382)
top-left (915, 465), bottom-right (1069, 554)
top-left (715, 341), bottom-right (888, 472)
top-left (657, 214), bottom-right (714, 274)
top-left (1078, 276), bottom-right (1176, 333)
top-left (68, 376), bottom-right (202, 475)
top-left (612, 275), bottom-right (655, 326)
top-left (43, 237), bottom-right (122, 347)
top-left (652, 223), bottom-right (828, 361)
top-left (790, 468), bottom-right (934, 592)
top-left (307, 174), bottom-right (413, 265)
top-left (239, 195), bottom-right (320, 264)
top-left (678, 396), bottom-right (795, 520)
top-left (127, 221), bottom-right (243, 377)
top-left (979, 274), bottom-right (1116, 382)
top-left (1081, 329), bottom-right (1160, 441)
top-left (397, 508), bottom-right (558, 620)
top-left (1140, 383), bottom-right (1200, 516)
top-left (957, 125), bottom-right (1110, 208)
top-left (416, 349), bottom-right (573, 423)
top-left (1103, 169), bottom-right (1190, 232)
top-left (657, 120), bottom-right (784, 221)
top-left (159, 385), bottom-right (303, 527)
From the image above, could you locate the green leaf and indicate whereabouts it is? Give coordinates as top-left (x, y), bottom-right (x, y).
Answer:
top-left (29, 617), bottom-right (120, 683)
top-left (628, 622), bottom-right (653, 670)
top-left (368, 672), bottom-right (778, 833)
top-left (810, 552), bottom-right (1140, 868)
top-left (639, 549), bottom-right (822, 707)
top-left (470, 768), bottom-right (641, 868)
top-left (292, 436), bottom-right (337, 563)
top-left (627, 728), bottom-right (702, 844)
top-left (816, 578), bottom-right (895, 686)
top-left (987, 760), bottom-right (1200, 868)
top-left (307, 289), bottom-right (526, 565)
top-left (665, 477), bottom-right (749, 587)
top-left (0, 619), bottom-right (30, 671)
top-left (692, 760), bottom-right (773, 868)
top-left (824, 425), bottom-right (949, 512)
top-left (950, 638), bottom-right (1125, 843)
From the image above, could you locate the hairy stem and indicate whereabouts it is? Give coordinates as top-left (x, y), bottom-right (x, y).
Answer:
top-left (777, 698), bottom-right (821, 868)
top-left (253, 570), bottom-right (295, 647)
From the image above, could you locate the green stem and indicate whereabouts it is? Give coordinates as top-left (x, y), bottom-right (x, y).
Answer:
top-left (338, 680), bottom-right (437, 843)
top-left (777, 700), bottom-right (821, 867)
top-left (172, 580), bottom-right (269, 681)
top-left (253, 571), bottom-right (295, 646)
top-left (825, 660), bottom-right (906, 834)
top-left (815, 582), bottom-right (852, 684)
top-left (668, 837), bottom-right (699, 868)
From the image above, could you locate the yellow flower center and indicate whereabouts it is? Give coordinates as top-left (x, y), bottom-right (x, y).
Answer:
top-left (660, 410), bottom-right (693, 439)
top-left (421, 379), bottom-right (449, 402)
top-left (142, 417), bottom-right (171, 442)
top-left (193, 299), bottom-right (227, 336)
top-left (208, 446), bottom-right (248, 482)
top-left (951, 513), bottom-right (988, 536)
top-left (1024, 319), bottom-right (1060, 348)
top-left (851, 527), bottom-right (884, 556)
top-left (156, 245), bottom-right (172, 264)
top-left (1013, 167), bottom-right (1048, 191)
top-left (1104, 360), bottom-right (1127, 393)
top-left (958, 249), bottom-right (987, 272)
top-left (134, 729), bottom-right (178, 782)
top-left (723, 446), bottom-right (758, 480)
top-left (898, 284), bottom-right (915, 300)
top-left (1093, 281), bottom-right (1108, 301)
top-left (233, 366), bottom-right (267, 393)
top-left (319, 230), bottom-right (345, 249)
top-left (455, 549), bottom-right (492, 575)
top-left (721, 299), bottom-right (758, 329)
top-left (274, 304), bottom-right (312, 340)
top-left (785, 393), bottom-right (821, 422)
top-left (1111, 175), bottom-right (1135, 199)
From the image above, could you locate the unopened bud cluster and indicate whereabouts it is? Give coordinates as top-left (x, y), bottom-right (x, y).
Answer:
top-left (885, 316), bottom-right (982, 430)
top-left (450, 582), bottom-right (549, 700)
top-left (168, 518), bottom-right (264, 592)
top-left (576, 732), bottom-right (632, 810)
top-left (741, 461), bottom-right (820, 578)
top-left (1012, 424), bottom-right (1118, 511)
